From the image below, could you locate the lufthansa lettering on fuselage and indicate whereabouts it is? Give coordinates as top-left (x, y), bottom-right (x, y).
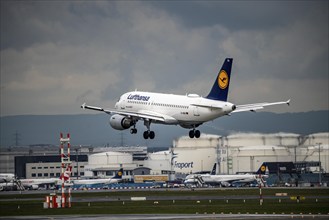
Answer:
top-left (127, 94), bottom-right (150, 102)
top-left (174, 161), bottom-right (194, 169)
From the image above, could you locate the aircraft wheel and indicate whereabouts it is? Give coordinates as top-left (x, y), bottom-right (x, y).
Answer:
top-left (130, 128), bottom-right (137, 134)
top-left (195, 130), bottom-right (201, 138)
top-left (149, 131), bottom-right (155, 139)
top-left (189, 130), bottom-right (195, 138)
top-left (143, 131), bottom-right (149, 139)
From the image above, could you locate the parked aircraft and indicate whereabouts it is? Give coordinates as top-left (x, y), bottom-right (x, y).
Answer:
top-left (0, 182), bottom-right (17, 191)
top-left (81, 58), bottom-right (290, 139)
top-left (72, 168), bottom-right (123, 186)
top-left (0, 174), bottom-right (25, 191)
top-left (20, 166), bottom-right (72, 190)
top-left (20, 178), bottom-right (59, 190)
top-left (184, 163), bottom-right (268, 187)
top-left (0, 173), bottom-right (15, 183)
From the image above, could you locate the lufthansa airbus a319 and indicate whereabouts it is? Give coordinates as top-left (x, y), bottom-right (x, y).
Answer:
top-left (81, 58), bottom-right (290, 139)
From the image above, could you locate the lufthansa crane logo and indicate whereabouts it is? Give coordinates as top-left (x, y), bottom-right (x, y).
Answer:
top-left (218, 70), bottom-right (229, 89)
top-left (260, 165), bottom-right (266, 172)
top-left (118, 171), bottom-right (123, 176)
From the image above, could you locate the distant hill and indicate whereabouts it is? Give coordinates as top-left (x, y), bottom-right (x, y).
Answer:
top-left (1, 111), bottom-right (328, 148)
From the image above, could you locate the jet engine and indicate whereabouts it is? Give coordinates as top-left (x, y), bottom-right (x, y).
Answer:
top-left (109, 114), bottom-right (133, 130)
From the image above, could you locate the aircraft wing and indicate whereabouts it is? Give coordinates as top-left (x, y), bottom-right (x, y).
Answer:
top-left (81, 103), bottom-right (113, 114)
top-left (233, 99), bottom-right (290, 113)
top-left (81, 103), bottom-right (177, 123)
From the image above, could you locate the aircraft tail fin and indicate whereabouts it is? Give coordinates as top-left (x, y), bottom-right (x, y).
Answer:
top-left (256, 163), bottom-right (267, 175)
top-left (113, 168), bottom-right (123, 179)
top-left (206, 58), bottom-right (233, 101)
top-left (210, 163), bottom-right (217, 175)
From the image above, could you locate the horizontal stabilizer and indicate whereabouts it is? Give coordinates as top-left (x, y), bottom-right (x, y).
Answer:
top-left (234, 100), bottom-right (290, 113)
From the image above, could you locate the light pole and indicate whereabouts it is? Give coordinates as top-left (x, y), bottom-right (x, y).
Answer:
top-left (316, 143), bottom-right (322, 186)
top-left (75, 145), bottom-right (81, 179)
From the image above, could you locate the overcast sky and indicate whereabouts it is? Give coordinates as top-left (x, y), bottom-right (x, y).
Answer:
top-left (1, 1), bottom-right (328, 116)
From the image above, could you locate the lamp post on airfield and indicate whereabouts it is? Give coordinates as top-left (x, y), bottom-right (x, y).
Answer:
top-left (75, 145), bottom-right (81, 179)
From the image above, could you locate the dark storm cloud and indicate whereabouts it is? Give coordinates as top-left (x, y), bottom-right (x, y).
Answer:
top-left (0, 1), bottom-right (328, 116)
top-left (150, 1), bottom-right (321, 30)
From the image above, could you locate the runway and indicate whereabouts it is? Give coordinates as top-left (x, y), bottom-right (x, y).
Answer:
top-left (1, 213), bottom-right (329, 220)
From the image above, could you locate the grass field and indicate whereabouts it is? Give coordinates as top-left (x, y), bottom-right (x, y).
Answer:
top-left (0, 188), bottom-right (328, 216)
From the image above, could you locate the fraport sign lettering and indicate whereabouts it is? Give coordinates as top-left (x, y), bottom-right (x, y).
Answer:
top-left (174, 161), bottom-right (194, 169)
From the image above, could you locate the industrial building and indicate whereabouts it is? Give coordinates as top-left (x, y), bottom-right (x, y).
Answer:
top-left (172, 132), bottom-right (329, 175)
top-left (80, 132), bottom-right (328, 184)
top-left (1, 132), bottom-right (328, 185)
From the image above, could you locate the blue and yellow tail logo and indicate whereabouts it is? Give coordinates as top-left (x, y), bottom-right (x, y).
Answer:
top-left (206, 58), bottom-right (233, 101)
top-left (218, 70), bottom-right (229, 89)
top-left (114, 168), bottom-right (123, 179)
top-left (256, 163), bottom-right (267, 174)
top-left (260, 165), bottom-right (266, 172)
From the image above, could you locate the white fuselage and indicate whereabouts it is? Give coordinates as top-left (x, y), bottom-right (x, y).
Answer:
top-left (73, 178), bottom-right (120, 185)
top-left (115, 91), bottom-right (235, 128)
top-left (184, 173), bottom-right (257, 185)
top-left (0, 173), bottom-right (15, 183)
top-left (20, 178), bottom-right (59, 187)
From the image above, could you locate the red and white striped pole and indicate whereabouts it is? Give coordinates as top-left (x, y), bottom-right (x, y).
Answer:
top-left (59, 132), bottom-right (71, 208)
top-left (67, 133), bottom-right (71, 208)
top-left (68, 187), bottom-right (71, 208)
top-left (60, 133), bottom-right (65, 208)
top-left (259, 173), bottom-right (263, 206)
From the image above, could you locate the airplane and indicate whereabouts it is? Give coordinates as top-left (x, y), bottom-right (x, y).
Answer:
top-left (0, 173), bottom-right (15, 183)
top-left (184, 163), bottom-right (268, 187)
top-left (72, 168), bottom-right (123, 186)
top-left (81, 58), bottom-right (290, 139)
top-left (0, 174), bottom-right (17, 191)
top-left (20, 166), bottom-right (72, 190)
top-left (20, 178), bottom-right (59, 190)
top-left (0, 176), bottom-right (58, 191)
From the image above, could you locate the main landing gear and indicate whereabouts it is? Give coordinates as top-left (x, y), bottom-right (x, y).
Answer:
top-left (141, 119), bottom-right (155, 139)
top-left (129, 120), bottom-right (155, 139)
top-left (189, 129), bottom-right (201, 138)
top-left (143, 130), bottom-right (155, 139)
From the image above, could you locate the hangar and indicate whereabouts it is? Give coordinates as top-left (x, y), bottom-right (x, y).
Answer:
top-left (171, 132), bottom-right (329, 175)
top-left (8, 132), bottom-right (327, 184)
top-left (81, 132), bottom-right (328, 184)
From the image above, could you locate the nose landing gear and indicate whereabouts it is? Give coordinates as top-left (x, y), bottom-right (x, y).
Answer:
top-left (130, 128), bottom-right (137, 134)
top-left (130, 122), bottom-right (137, 134)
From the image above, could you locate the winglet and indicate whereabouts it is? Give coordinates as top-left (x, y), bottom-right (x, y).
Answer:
top-left (81, 103), bottom-right (86, 109)
top-left (286, 99), bottom-right (291, 106)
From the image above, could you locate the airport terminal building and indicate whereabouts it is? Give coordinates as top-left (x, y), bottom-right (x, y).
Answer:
top-left (1, 132), bottom-right (328, 185)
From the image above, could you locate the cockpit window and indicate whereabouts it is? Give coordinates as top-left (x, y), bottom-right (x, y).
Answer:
top-left (117, 96), bottom-right (123, 102)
